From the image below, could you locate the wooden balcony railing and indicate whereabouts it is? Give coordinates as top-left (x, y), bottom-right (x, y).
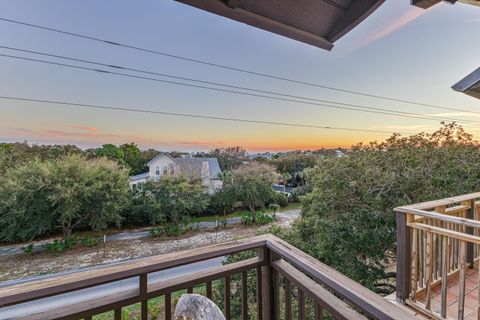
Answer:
top-left (0, 234), bottom-right (413, 320)
top-left (395, 192), bottom-right (480, 319)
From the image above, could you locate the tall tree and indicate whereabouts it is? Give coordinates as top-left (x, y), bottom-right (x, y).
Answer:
top-left (284, 123), bottom-right (480, 290)
top-left (0, 154), bottom-right (130, 241)
top-left (206, 146), bottom-right (247, 171)
top-left (149, 175), bottom-right (210, 225)
top-left (231, 162), bottom-right (277, 223)
top-left (95, 144), bottom-right (126, 165)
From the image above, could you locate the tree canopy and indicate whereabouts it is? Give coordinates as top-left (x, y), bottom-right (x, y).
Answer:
top-left (206, 146), bottom-right (247, 171)
top-left (282, 123), bottom-right (480, 290)
top-left (230, 162), bottom-right (277, 222)
top-left (0, 154), bottom-right (130, 241)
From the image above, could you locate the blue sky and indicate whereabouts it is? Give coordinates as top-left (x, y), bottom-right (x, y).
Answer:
top-left (0, 0), bottom-right (479, 151)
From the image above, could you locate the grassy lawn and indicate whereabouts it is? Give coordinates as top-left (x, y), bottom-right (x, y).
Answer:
top-left (193, 202), bottom-right (301, 223)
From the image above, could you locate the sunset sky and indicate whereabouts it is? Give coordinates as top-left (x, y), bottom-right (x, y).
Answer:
top-left (1, 1), bottom-right (480, 152)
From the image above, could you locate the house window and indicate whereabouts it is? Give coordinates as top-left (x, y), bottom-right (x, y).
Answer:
top-left (155, 166), bottom-right (160, 176)
top-left (163, 165), bottom-right (168, 175)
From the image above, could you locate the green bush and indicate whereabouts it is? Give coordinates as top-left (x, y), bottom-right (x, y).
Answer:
top-left (150, 225), bottom-right (186, 238)
top-left (80, 236), bottom-right (99, 247)
top-left (240, 213), bottom-right (254, 225)
top-left (43, 235), bottom-right (78, 253)
top-left (241, 212), bottom-right (275, 225)
top-left (256, 212), bottom-right (276, 225)
top-left (23, 244), bottom-right (34, 254)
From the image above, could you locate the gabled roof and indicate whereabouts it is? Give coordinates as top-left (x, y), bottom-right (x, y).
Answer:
top-left (146, 152), bottom-right (176, 166)
top-left (452, 67), bottom-right (480, 100)
top-left (174, 157), bottom-right (222, 179)
top-left (175, 0), bottom-right (385, 50)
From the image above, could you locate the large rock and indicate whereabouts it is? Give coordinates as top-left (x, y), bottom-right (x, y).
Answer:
top-left (174, 294), bottom-right (226, 320)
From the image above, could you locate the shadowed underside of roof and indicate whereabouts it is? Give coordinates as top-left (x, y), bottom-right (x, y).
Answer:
top-left (452, 67), bottom-right (480, 100)
top-left (412, 0), bottom-right (480, 9)
top-left (175, 0), bottom-right (385, 50)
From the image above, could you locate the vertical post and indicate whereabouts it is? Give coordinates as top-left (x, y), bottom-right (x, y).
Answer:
top-left (262, 247), bottom-right (280, 320)
top-left (396, 210), bottom-right (411, 304)
top-left (165, 293), bottom-right (172, 320)
top-left (224, 275), bottom-right (231, 320)
top-left (467, 199), bottom-right (475, 267)
top-left (139, 273), bottom-right (148, 320)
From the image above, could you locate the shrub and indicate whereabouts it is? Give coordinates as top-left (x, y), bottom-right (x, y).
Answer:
top-left (150, 225), bottom-right (186, 238)
top-left (240, 213), bottom-right (254, 225)
top-left (23, 244), bottom-right (34, 254)
top-left (80, 236), bottom-right (99, 247)
top-left (256, 212), bottom-right (276, 225)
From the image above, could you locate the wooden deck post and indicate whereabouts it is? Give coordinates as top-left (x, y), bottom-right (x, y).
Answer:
top-left (467, 199), bottom-right (475, 267)
top-left (396, 210), bottom-right (411, 304)
top-left (262, 247), bottom-right (280, 320)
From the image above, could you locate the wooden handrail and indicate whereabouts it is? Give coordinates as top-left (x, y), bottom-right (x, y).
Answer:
top-left (0, 235), bottom-right (267, 307)
top-left (0, 234), bottom-right (414, 320)
top-left (271, 259), bottom-right (366, 320)
top-left (266, 235), bottom-right (415, 320)
top-left (395, 192), bottom-right (480, 210)
top-left (396, 207), bottom-right (480, 229)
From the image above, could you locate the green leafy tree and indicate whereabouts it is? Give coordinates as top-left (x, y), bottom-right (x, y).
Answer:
top-left (149, 175), bottom-right (210, 225)
top-left (231, 162), bottom-right (277, 223)
top-left (0, 154), bottom-right (130, 242)
top-left (95, 144), bottom-right (126, 165)
top-left (206, 146), bottom-right (247, 171)
top-left (270, 154), bottom-right (317, 187)
top-left (284, 123), bottom-right (480, 290)
top-left (120, 142), bottom-right (144, 174)
top-left (211, 171), bottom-right (238, 216)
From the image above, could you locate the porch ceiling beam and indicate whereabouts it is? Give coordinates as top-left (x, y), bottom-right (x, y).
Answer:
top-left (327, 0), bottom-right (385, 43)
top-left (411, 0), bottom-right (442, 9)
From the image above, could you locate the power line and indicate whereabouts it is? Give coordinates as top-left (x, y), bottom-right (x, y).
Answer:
top-left (1, 52), bottom-right (478, 126)
top-left (2, 45), bottom-right (479, 125)
top-left (0, 16), bottom-right (475, 115)
top-left (0, 95), bottom-right (416, 134)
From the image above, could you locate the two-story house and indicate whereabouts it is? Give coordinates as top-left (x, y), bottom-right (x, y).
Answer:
top-left (129, 153), bottom-right (222, 194)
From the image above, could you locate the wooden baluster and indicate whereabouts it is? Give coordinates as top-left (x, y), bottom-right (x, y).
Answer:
top-left (241, 271), bottom-right (248, 320)
top-left (315, 303), bottom-right (323, 320)
top-left (477, 259), bottom-right (480, 320)
top-left (114, 308), bottom-right (121, 320)
top-left (425, 231), bottom-right (433, 310)
top-left (284, 278), bottom-right (292, 320)
top-left (139, 273), bottom-right (148, 320)
top-left (273, 269), bottom-right (280, 320)
top-left (256, 266), bottom-right (263, 320)
top-left (224, 276), bottom-right (231, 320)
top-left (165, 293), bottom-right (171, 320)
top-left (441, 232), bottom-right (450, 319)
top-left (419, 229), bottom-right (424, 288)
top-left (458, 240), bottom-right (467, 320)
top-left (206, 281), bottom-right (212, 300)
top-left (298, 289), bottom-right (305, 320)
top-left (410, 227), bottom-right (418, 301)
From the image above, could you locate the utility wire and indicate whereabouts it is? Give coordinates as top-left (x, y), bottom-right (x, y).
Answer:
top-left (2, 45), bottom-right (479, 124)
top-left (0, 16), bottom-right (475, 115)
top-left (0, 95), bottom-right (416, 134)
top-left (0, 52), bottom-right (477, 126)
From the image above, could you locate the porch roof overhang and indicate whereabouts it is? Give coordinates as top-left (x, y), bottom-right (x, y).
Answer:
top-left (174, 0), bottom-right (385, 50)
top-left (452, 67), bottom-right (480, 100)
top-left (412, 0), bottom-right (480, 9)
